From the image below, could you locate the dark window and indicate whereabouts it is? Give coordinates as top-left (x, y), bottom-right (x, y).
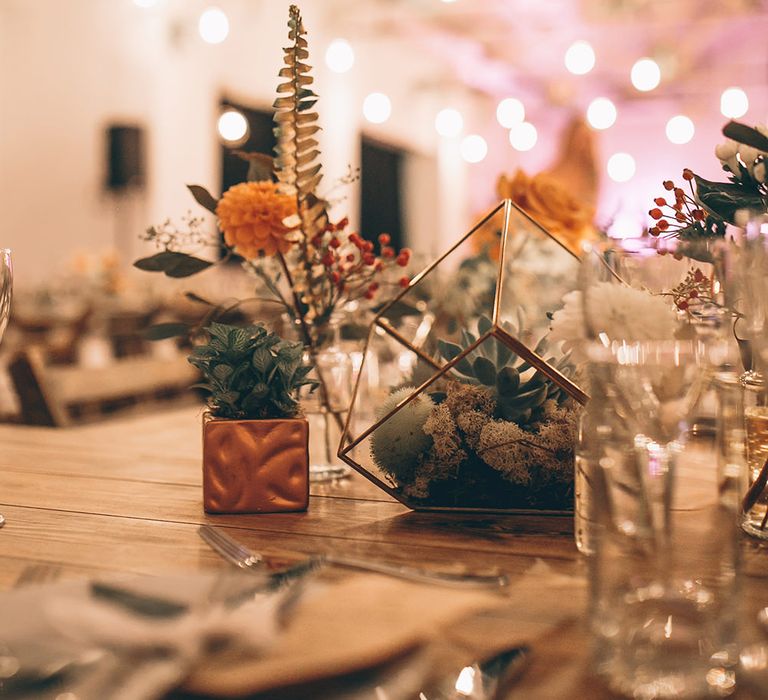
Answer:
top-left (360, 136), bottom-right (404, 249)
top-left (219, 99), bottom-right (276, 196)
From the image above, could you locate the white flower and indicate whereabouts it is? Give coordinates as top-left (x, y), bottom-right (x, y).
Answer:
top-left (716, 125), bottom-right (768, 183)
top-left (739, 145), bottom-right (761, 178)
top-left (715, 139), bottom-right (740, 175)
top-left (549, 282), bottom-right (678, 363)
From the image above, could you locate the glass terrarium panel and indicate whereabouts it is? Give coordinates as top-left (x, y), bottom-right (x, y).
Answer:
top-left (341, 199), bottom-right (586, 512)
top-left (496, 205), bottom-right (581, 344)
top-left (375, 203), bottom-right (505, 365)
top-left (348, 334), bottom-right (579, 511)
top-left (342, 323), bottom-right (439, 449)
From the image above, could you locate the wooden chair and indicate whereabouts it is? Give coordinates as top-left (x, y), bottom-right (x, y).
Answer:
top-left (8, 346), bottom-right (200, 426)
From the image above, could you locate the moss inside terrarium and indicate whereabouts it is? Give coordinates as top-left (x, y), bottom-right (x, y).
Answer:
top-left (370, 381), bottom-right (579, 511)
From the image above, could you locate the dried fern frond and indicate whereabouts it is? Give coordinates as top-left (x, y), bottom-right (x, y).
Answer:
top-left (273, 5), bottom-right (328, 243)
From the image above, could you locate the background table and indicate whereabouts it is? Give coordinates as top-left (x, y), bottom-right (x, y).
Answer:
top-left (1, 407), bottom-right (767, 698)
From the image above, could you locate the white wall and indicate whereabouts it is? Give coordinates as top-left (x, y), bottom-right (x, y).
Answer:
top-left (0, 0), bottom-right (500, 290)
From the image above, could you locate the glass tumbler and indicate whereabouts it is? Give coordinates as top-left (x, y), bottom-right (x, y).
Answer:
top-left (587, 340), bottom-right (742, 699)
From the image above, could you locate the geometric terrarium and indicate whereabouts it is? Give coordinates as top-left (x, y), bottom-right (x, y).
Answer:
top-left (339, 199), bottom-right (588, 513)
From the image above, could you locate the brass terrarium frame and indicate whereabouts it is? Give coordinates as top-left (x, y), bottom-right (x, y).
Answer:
top-left (338, 198), bottom-right (588, 513)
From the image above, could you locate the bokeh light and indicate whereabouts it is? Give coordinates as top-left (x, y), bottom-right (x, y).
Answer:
top-left (460, 134), bottom-right (488, 163)
top-left (586, 97), bottom-right (617, 130)
top-left (325, 39), bottom-right (355, 74)
top-left (509, 122), bottom-right (537, 151)
top-left (435, 108), bottom-right (463, 138)
top-left (565, 41), bottom-right (595, 75)
top-left (666, 115), bottom-right (695, 144)
top-left (363, 92), bottom-right (392, 124)
top-left (198, 7), bottom-right (229, 44)
top-left (720, 87), bottom-right (749, 119)
top-left (217, 110), bottom-right (249, 143)
top-left (631, 58), bottom-right (661, 91)
top-left (496, 98), bottom-right (525, 128)
top-left (607, 152), bottom-right (636, 182)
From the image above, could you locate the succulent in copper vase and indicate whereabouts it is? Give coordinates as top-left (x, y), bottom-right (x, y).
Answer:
top-left (189, 322), bottom-right (318, 420)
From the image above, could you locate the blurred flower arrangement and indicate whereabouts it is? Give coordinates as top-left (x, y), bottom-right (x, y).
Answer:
top-left (135, 5), bottom-right (411, 440)
top-left (135, 5), bottom-right (409, 356)
top-left (474, 170), bottom-right (596, 259)
top-left (648, 121), bottom-right (768, 242)
top-left (549, 282), bottom-right (678, 363)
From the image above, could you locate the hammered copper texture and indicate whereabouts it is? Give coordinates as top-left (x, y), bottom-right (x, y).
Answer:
top-left (203, 418), bottom-right (309, 514)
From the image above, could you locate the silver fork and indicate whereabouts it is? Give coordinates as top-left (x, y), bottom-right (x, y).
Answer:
top-left (198, 525), bottom-right (509, 589)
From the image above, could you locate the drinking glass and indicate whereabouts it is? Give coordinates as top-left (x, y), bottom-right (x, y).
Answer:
top-left (586, 339), bottom-right (742, 699)
top-left (0, 250), bottom-right (12, 528)
top-left (726, 215), bottom-right (768, 538)
top-left (574, 238), bottom-right (686, 555)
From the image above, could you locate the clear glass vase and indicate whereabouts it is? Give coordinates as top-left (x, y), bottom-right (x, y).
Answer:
top-left (283, 314), bottom-right (356, 483)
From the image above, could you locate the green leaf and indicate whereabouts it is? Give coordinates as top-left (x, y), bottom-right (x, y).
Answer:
top-left (187, 184), bottom-right (219, 214)
top-left (207, 323), bottom-right (231, 343)
top-left (134, 251), bottom-right (213, 278)
top-left (250, 383), bottom-right (269, 400)
top-left (722, 121), bottom-right (768, 152)
top-left (228, 327), bottom-right (251, 352)
top-left (212, 364), bottom-right (233, 381)
top-left (496, 366), bottom-right (520, 396)
top-left (473, 356), bottom-right (496, 386)
top-left (438, 340), bottom-right (463, 362)
top-left (144, 322), bottom-right (189, 340)
top-left (252, 347), bottom-right (273, 373)
top-left (477, 315), bottom-right (492, 336)
top-left (694, 175), bottom-right (764, 223)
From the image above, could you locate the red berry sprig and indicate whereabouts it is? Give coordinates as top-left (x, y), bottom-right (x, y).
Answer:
top-left (310, 218), bottom-right (411, 307)
top-left (648, 169), bottom-right (708, 239)
top-left (669, 267), bottom-right (711, 313)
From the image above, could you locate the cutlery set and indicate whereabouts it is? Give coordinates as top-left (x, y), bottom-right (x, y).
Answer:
top-left (197, 524), bottom-right (509, 590)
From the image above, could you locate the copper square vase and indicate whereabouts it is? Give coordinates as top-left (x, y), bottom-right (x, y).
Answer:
top-left (203, 415), bottom-right (309, 514)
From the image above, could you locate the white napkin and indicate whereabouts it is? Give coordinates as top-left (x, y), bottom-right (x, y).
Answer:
top-left (0, 571), bottom-right (283, 700)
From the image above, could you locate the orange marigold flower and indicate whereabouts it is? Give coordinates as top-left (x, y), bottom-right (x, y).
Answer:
top-left (216, 181), bottom-right (297, 259)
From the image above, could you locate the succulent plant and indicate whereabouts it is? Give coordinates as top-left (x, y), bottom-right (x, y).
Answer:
top-left (189, 322), bottom-right (318, 420)
top-left (370, 387), bottom-right (435, 482)
top-left (437, 314), bottom-right (573, 424)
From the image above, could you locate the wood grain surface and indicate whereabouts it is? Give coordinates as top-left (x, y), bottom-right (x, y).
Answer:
top-left (1, 407), bottom-right (767, 698)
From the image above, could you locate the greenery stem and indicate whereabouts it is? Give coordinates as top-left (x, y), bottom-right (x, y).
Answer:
top-left (276, 251), bottom-right (345, 434)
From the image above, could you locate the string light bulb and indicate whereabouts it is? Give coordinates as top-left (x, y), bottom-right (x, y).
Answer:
top-left (496, 98), bottom-right (525, 128)
top-left (435, 108), bottom-right (463, 138)
top-left (565, 41), bottom-right (595, 75)
top-left (607, 153), bottom-right (636, 182)
top-left (631, 58), bottom-right (661, 92)
top-left (325, 39), bottom-right (355, 74)
top-left (460, 134), bottom-right (487, 163)
top-left (363, 92), bottom-right (392, 124)
top-left (666, 115), bottom-right (695, 144)
top-left (199, 7), bottom-right (229, 44)
top-left (509, 122), bottom-right (537, 151)
top-left (586, 97), bottom-right (617, 130)
top-left (720, 87), bottom-right (749, 119)
top-left (218, 110), bottom-right (249, 143)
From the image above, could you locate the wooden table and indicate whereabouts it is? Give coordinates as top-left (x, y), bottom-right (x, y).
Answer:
top-left (1, 407), bottom-right (767, 698)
